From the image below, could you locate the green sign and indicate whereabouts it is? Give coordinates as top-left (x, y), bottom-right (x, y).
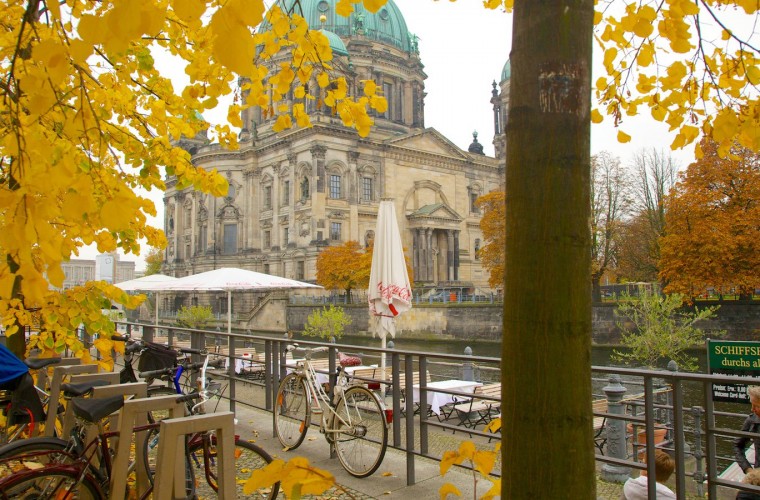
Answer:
top-left (707, 339), bottom-right (760, 403)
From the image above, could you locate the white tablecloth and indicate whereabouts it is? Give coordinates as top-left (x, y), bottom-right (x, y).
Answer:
top-left (413, 380), bottom-right (482, 415)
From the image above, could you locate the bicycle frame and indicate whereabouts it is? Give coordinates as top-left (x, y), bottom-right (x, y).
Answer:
top-left (290, 353), bottom-right (357, 438)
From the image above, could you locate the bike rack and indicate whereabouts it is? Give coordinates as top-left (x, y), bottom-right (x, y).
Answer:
top-left (44, 364), bottom-right (99, 436)
top-left (153, 412), bottom-right (237, 499)
top-left (110, 392), bottom-right (184, 499)
top-left (34, 357), bottom-right (80, 395)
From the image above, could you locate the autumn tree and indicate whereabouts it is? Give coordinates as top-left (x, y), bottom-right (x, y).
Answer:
top-left (659, 138), bottom-right (760, 299)
top-left (315, 241), bottom-right (372, 302)
top-left (0, 0), bottom-right (386, 359)
top-left (616, 149), bottom-right (679, 283)
top-left (144, 247), bottom-right (164, 276)
top-left (590, 151), bottom-right (631, 301)
top-left (475, 191), bottom-right (505, 289)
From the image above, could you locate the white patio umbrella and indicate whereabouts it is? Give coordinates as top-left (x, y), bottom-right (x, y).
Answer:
top-left (114, 274), bottom-right (179, 328)
top-left (154, 267), bottom-right (322, 336)
top-left (368, 200), bottom-right (412, 382)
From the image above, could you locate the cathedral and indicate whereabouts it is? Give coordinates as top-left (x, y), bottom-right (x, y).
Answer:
top-left (162, 0), bottom-right (511, 294)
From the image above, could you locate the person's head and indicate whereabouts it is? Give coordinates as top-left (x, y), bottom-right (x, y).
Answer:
top-left (748, 386), bottom-right (760, 418)
top-left (743, 468), bottom-right (760, 486)
top-left (654, 449), bottom-right (675, 483)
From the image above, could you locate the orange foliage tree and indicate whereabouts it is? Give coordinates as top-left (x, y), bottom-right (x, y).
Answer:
top-left (315, 241), bottom-right (372, 302)
top-left (660, 138), bottom-right (760, 299)
top-left (476, 191), bottom-right (505, 289)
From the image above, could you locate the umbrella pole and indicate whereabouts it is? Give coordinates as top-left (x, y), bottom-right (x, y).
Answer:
top-left (380, 334), bottom-right (386, 386)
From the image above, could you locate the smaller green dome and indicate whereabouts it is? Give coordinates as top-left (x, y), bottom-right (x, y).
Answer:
top-left (500, 59), bottom-right (511, 82)
top-left (320, 29), bottom-right (348, 57)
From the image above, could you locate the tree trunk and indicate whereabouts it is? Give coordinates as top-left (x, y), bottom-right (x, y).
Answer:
top-left (591, 275), bottom-right (602, 303)
top-left (502, 0), bottom-right (595, 497)
top-left (6, 255), bottom-right (26, 359)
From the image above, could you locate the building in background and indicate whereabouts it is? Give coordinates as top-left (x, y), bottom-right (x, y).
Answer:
top-left (162, 0), bottom-right (510, 294)
top-left (59, 253), bottom-right (135, 289)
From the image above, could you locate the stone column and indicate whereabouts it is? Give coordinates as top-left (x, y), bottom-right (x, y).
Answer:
top-left (311, 145), bottom-right (326, 193)
top-left (412, 229), bottom-right (420, 281)
top-left (250, 168), bottom-right (261, 250)
top-left (348, 151), bottom-right (359, 204)
top-left (272, 165), bottom-right (281, 248)
top-left (446, 230), bottom-right (455, 281)
top-left (453, 230), bottom-right (460, 281)
top-left (425, 228), bottom-right (434, 283)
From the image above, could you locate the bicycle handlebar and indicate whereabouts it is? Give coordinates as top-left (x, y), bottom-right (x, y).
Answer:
top-left (111, 334), bottom-right (129, 342)
top-left (125, 340), bottom-right (144, 355)
top-left (179, 347), bottom-right (207, 355)
top-left (138, 367), bottom-right (175, 379)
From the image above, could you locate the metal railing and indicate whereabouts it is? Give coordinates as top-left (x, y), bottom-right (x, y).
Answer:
top-left (118, 321), bottom-right (760, 498)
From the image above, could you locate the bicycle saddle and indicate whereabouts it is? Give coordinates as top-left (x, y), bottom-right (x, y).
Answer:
top-left (24, 357), bottom-right (62, 370)
top-left (61, 380), bottom-right (110, 398)
top-left (71, 395), bottom-right (124, 423)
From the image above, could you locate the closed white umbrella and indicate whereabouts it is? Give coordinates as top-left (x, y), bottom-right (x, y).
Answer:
top-left (115, 274), bottom-right (179, 329)
top-left (368, 200), bottom-right (412, 382)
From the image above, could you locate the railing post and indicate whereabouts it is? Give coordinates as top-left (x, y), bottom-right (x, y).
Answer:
top-left (692, 406), bottom-right (705, 497)
top-left (461, 347), bottom-right (474, 382)
top-left (601, 374), bottom-right (630, 482)
top-left (404, 354), bottom-right (415, 485)
top-left (420, 356), bottom-right (428, 455)
top-left (391, 351), bottom-right (401, 448)
top-left (264, 340), bottom-right (272, 410)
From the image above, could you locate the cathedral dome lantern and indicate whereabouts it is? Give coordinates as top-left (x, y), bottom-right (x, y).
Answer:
top-left (274, 0), bottom-right (413, 52)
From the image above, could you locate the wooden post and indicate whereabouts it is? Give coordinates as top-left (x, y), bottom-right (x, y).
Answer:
top-left (110, 394), bottom-right (185, 499)
top-left (45, 364), bottom-right (98, 436)
top-left (154, 412), bottom-right (236, 499)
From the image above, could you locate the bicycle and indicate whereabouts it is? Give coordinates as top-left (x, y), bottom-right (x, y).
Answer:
top-left (0, 350), bottom-right (67, 444)
top-left (0, 347), bottom-right (278, 499)
top-left (274, 344), bottom-right (390, 478)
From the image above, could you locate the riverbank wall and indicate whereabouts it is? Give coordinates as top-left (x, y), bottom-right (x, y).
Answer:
top-left (286, 301), bottom-right (760, 343)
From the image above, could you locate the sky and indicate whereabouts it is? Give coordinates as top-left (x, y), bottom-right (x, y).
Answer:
top-left (100, 0), bottom-right (700, 271)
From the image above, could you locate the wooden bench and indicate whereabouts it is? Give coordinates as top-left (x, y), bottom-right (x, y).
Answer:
top-left (452, 383), bottom-right (501, 429)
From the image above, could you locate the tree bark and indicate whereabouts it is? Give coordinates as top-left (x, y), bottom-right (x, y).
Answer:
top-left (502, 0), bottom-right (595, 497)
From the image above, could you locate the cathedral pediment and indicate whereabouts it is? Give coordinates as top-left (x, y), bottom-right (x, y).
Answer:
top-left (386, 128), bottom-right (469, 159)
top-left (407, 203), bottom-right (462, 223)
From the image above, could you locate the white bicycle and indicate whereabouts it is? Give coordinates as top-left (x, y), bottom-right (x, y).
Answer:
top-left (274, 345), bottom-right (389, 478)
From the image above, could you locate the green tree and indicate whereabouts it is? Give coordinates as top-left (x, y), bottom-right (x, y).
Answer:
top-left (144, 247), bottom-right (164, 276)
top-left (303, 305), bottom-right (352, 340)
top-left (176, 305), bottom-right (214, 330)
top-left (613, 287), bottom-right (722, 371)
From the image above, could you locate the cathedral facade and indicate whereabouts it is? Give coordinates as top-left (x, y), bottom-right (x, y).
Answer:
top-left (162, 0), bottom-right (510, 293)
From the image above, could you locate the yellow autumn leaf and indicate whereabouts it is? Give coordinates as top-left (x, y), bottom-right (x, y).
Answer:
top-left (747, 65), bottom-right (760, 85)
top-left (590, 109), bottom-right (603, 123)
top-left (617, 130), bottom-right (631, 143)
top-left (172, 0), bottom-right (206, 25)
top-left (473, 450), bottom-right (497, 476)
top-left (317, 72), bottom-right (330, 88)
top-left (440, 450), bottom-right (461, 476)
top-left (481, 478), bottom-right (502, 499)
top-left (363, 80), bottom-right (377, 97)
top-left (457, 440), bottom-right (476, 460)
top-left (362, 0), bottom-right (386, 14)
top-left (336, 0), bottom-right (354, 16)
top-left (439, 483), bottom-right (461, 499)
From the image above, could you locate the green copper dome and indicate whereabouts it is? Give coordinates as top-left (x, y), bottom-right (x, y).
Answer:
top-left (266, 0), bottom-right (412, 52)
top-left (501, 59), bottom-right (511, 82)
top-left (320, 29), bottom-right (348, 57)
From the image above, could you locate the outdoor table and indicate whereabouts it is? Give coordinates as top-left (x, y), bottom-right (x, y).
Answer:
top-left (413, 379), bottom-right (482, 416)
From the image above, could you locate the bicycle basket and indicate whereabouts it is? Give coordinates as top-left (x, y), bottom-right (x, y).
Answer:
top-left (137, 342), bottom-right (179, 372)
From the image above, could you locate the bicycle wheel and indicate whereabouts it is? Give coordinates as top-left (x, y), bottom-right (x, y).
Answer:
top-left (0, 436), bottom-right (69, 462)
top-left (0, 468), bottom-right (102, 499)
top-left (274, 373), bottom-right (310, 450)
top-left (146, 385), bottom-right (178, 423)
top-left (188, 437), bottom-right (279, 499)
top-left (333, 385), bottom-right (388, 478)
